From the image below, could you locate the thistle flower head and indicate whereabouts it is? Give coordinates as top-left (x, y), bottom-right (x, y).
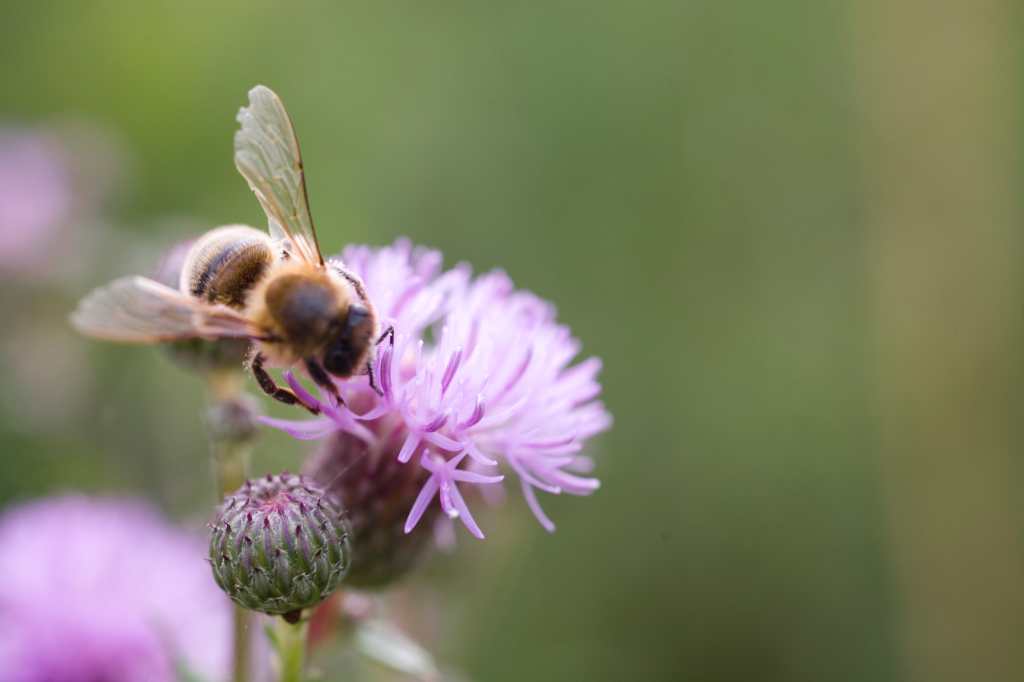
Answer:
top-left (262, 239), bottom-right (612, 541)
top-left (0, 495), bottom-right (236, 682)
top-left (209, 472), bottom-right (352, 619)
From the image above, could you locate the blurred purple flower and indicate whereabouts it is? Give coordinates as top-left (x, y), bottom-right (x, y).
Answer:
top-left (261, 239), bottom-right (612, 538)
top-left (0, 131), bottom-right (73, 274)
top-left (0, 496), bottom-right (234, 682)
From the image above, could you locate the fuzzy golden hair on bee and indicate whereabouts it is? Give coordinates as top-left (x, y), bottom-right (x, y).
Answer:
top-left (70, 85), bottom-right (391, 415)
top-left (245, 261), bottom-right (371, 364)
top-left (245, 262), bottom-right (336, 349)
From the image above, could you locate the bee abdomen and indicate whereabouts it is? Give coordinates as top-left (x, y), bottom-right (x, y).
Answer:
top-left (181, 225), bottom-right (275, 309)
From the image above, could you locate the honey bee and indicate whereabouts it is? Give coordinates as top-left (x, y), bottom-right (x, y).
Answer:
top-left (71, 85), bottom-right (391, 413)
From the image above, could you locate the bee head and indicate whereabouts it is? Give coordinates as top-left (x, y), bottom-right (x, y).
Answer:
top-left (322, 303), bottom-right (373, 377)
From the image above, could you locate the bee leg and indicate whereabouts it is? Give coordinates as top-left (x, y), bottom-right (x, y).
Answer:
top-left (376, 326), bottom-right (395, 347)
top-left (366, 326), bottom-right (393, 397)
top-left (249, 352), bottom-right (320, 415)
top-left (304, 358), bottom-right (344, 407)
top-left (366, 361), bottom-right (384, 398)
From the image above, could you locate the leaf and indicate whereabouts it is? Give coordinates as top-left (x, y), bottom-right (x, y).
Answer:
top-left (354, 619), bottom-right (441, 681)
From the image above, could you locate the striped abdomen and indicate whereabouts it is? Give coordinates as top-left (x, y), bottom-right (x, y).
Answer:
top-left (180, 225), bottom-right (275, 309)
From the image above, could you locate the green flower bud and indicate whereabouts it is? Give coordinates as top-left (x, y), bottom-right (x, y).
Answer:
top-left (209, 473), bottom-right (351, 620)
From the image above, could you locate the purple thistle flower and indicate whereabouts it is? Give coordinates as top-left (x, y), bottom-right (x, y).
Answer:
top-left (0, 130), bottom-right (73, 275)
top-left (0, 495), bottom-right (242, 682)
top-left (261, 239), bottom-right (612, 538)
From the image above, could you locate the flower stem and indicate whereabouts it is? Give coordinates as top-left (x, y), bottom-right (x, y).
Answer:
top-left (205, 369), bottom-right (259, 682)
top-left (229, 605), bottom-right (253, 682)
top-left (274, 617), bottom-right (309, 682)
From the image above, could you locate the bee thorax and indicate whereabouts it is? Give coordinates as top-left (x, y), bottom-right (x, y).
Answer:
top-left (263, 274), bottom-right (336, 344)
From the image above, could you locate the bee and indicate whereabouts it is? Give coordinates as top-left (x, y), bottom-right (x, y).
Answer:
top-left (71, 85), bottom-right (391, 413)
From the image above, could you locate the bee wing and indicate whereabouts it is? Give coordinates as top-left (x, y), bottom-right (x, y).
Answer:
top-left (71, 276), bottom-right (261, 343)
top-left (234, 85), bottom-right (324, 267)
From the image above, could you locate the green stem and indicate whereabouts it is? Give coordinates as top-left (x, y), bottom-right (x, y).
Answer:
top-left (206, 370), bottom-right (258, 682)
top-left (229, 605), bottom-right (253, 682)
top-left (214, 437), bottom-right (251, 496)
top-left (274, 618), bottom-right (309, 682)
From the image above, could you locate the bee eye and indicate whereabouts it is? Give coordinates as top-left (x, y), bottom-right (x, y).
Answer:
top-left (346, 305), bottom-right (368, 329)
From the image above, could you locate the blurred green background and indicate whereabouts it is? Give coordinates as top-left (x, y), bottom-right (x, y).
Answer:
top-left (1, 2), bottom-right (1021, 681)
